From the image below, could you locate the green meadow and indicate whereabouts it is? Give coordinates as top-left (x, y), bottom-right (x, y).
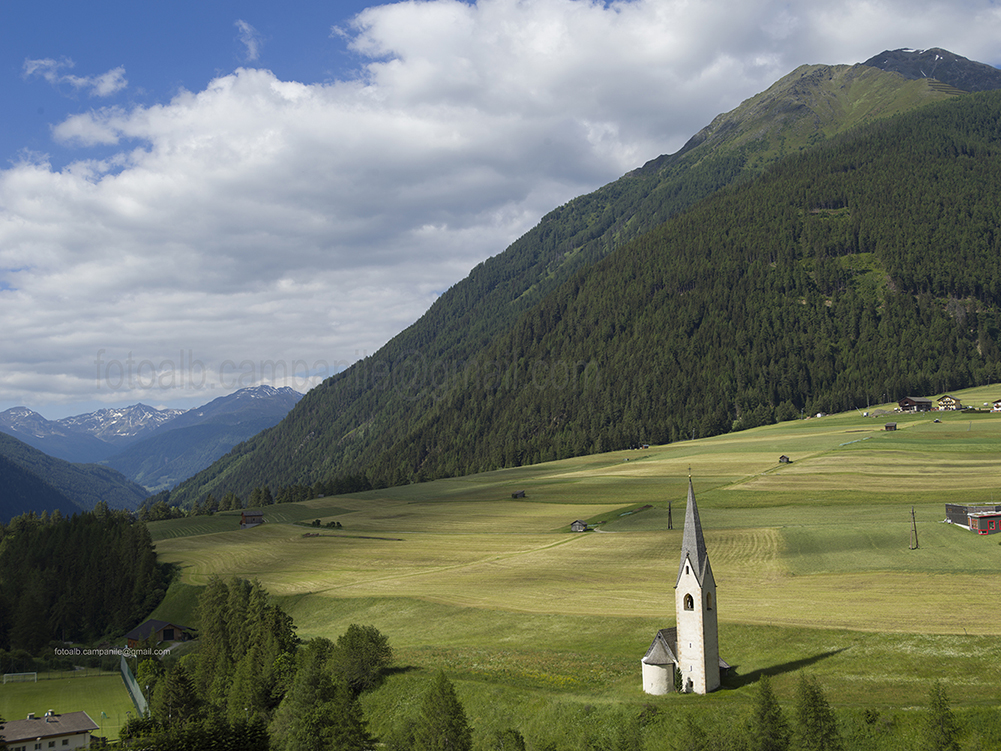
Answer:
top-left (147, 389), bottom-right (1001, 742)
top-left (0, 672), bottom-right (134, 740)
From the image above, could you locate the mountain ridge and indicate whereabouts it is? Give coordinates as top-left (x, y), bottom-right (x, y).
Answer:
top-left (159, 48), bottom-right (1001, 503)
top-left (0, 431), bottom-right (148, 521)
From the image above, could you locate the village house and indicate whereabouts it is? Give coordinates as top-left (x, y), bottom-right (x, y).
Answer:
top-left (945, 503), bottom-right (1001, 534)
top-left (241, 509), bottom-right (265, 528)
top-left (992, 399), bottom-right (1001, 413)
top-left (125, 619), bottom-right (188, 649)
top-left (0, 710), bottom-right (99, 751)
top-left (937, 394), bottom-right (962, 410)
top-left (898, 396), bottom-right (932, 412)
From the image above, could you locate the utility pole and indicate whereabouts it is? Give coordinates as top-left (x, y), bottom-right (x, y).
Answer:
top-left (909, 506), bottom-right (919, 550)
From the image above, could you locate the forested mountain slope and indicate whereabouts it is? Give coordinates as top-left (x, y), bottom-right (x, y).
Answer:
top-left (0, 432), bottom-right (148, 521)
top-left (170, 53), bottom-right (986, 503)
top-left (0, 453), bottom-right (77, 523)
top-left (363, 91), bottom-right (1001, 480)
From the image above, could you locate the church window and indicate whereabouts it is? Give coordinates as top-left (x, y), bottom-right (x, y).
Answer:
top-left (706, 592), bottom-right (713, 610)
top-left (686, 564), bottom-right (690, 576)
top-left (684, 593), bottom-right (694, 610)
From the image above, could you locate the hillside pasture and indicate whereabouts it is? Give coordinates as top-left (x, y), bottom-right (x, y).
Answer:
top-left (152, 389), bottom-right (1001, 716)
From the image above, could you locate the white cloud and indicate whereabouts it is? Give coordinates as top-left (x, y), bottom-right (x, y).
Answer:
top-left (5, 0), bottom-right (1001, 416)
top-left (235, 20), bottom-right (264, 62)
top-left (23, 58), bottom-right (127, 97)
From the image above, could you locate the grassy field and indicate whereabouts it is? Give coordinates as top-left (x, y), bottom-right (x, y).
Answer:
top-left (146, 388), bottom-right (1001, 738)
top-left (0, 672), bottom-right (134, 741)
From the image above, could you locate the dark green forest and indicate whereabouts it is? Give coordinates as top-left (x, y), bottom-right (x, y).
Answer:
top-left (167, 79), bottom-right (1001, 503)
top-left (362, 92), bottom-right (1001, 480)
top-left (0, 503), bottom-right (167, 652)
top-left (0, 432), bottom-right (148, 521)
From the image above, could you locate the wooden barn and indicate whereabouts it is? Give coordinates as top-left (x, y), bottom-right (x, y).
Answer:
top-left (126, 619), bottom-right (188, 648)
top-left (241, 509), bottom-right (265, 528)
top-left (570, 520), bottom-right (588, 533)
top-left (898, 396), bottom-right (932, 412)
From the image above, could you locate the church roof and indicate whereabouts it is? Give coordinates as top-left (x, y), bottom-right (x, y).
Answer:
top-left (675, 477), bottom-right (714, 588)
top-left (641, 627), bottom-right (678, 665)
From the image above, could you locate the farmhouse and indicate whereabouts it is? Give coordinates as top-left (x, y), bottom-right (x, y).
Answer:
top-left (937, 394), bottom-right (962, 410)
top-left (641, 478), bottom-right (726, 694)
top-left (993, 399), bottom-right (1001, 413)
top-left (898, 396), bottom-right (932, 412)
top-left (945, 503), bottom-right (1001, 534)
top-left (0, 710), bottom-right (99, 750)
top-left (125, 619), bottom-right (188, 649)
top-left (570, 520), bottom-right (588, 532)
top-left (241, 509), bottom-right (265, 528)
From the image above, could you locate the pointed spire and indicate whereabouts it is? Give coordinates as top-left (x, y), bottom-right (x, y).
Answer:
top-left (676, 476), bottom-right (711, 586)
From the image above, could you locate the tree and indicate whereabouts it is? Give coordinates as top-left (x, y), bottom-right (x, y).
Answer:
top-left (487, 729), bottom-right (526, 751)
top-left (922, 680), bottom-right (960, 751)
top-left (150, 662), bottom-right (200, 725)
top-left (270, 638), bottom-right (373, 751)
top-left (794, 674), bottom-right (842, 751)
top-left (330, 624), bottom-right (393, 695)
top-left (137, 658), bottom-right (165, 706)
top-left (412, 670), bottom-right (473, 751)
top-left (749, 674), bottom-right (790, 751)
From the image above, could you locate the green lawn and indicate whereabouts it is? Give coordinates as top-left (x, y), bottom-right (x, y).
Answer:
top-left (0, 672), bottom-right (134, 741)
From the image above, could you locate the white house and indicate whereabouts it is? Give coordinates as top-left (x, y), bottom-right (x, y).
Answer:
top-left (1, 710), bottom-right (99, 750)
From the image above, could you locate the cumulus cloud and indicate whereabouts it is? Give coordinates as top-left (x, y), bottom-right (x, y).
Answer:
top-left (23, 57), bottom-right (127, 97)
top-left (235, 20), bottom-right (264, 62)
top-left (4, 0), bottom-right (1001, 415)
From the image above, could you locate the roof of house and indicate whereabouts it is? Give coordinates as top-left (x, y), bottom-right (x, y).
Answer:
top-left (642, 628), bottom-right (678, 666)
top-left (124, 618), bottom-right (184, 641)
top-left (676, 478), bottom-right (714, 588)
top-left (900, 396), bottom-right (932, 404)
top-left (1, 711), bottom-right (99, 743)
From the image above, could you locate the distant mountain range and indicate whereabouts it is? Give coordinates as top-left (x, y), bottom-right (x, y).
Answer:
top-left (103, 386), bottom-right (303, 492)
top-left (0, 386), bottom-right (302, 495)
top-left (161, 46), bottom-right (1001, 504)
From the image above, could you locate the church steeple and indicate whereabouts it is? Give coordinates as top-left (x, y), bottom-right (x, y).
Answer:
top-left (673, 475), bottom-right (720, 693)
top-left (676, 476), bottom-right (713, 588)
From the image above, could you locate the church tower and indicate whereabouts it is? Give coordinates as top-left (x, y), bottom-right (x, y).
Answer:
top-left (674, 477), bottom-right (720, 693)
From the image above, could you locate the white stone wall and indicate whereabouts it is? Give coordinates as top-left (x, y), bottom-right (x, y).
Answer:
top-left (675, 555), bottom-right (720, 693)
top-left (641, 661), bottom-right (673, 695)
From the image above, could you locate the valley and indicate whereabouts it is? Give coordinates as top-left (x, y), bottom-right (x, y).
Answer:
top-left (146, 390), bottom-right (1001, 737)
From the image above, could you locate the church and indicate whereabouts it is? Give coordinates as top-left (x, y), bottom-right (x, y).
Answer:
top-left (641, 477), bottom-right (724, 694)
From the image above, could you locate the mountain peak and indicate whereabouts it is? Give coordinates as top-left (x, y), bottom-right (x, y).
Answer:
top-left (862, 47), bottom-right (1001, 92)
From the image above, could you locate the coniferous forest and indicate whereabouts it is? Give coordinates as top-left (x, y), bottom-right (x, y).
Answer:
top-left (168, 88), bottom-right (1001, 500)
top-left (364, 91), bottom-right (1001, 481)
top-left (0, 504), bottom-right (167, 652)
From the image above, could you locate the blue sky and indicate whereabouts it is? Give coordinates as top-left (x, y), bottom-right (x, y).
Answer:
top-left (2, 0), bottom-right (1001, 419)
top-left (1, 0), bottom-right (371, 168)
